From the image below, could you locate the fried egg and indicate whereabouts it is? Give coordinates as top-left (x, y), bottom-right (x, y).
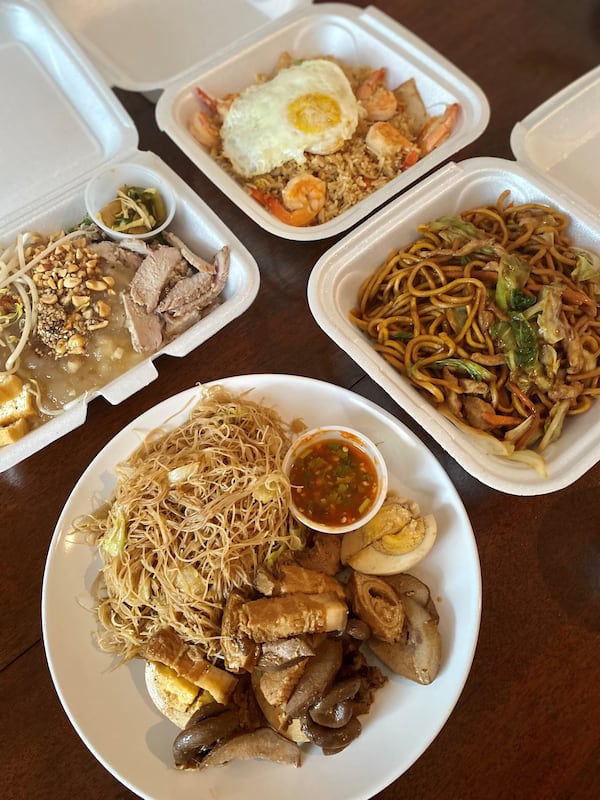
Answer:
top-left (221, 59), bottom-right (360, 177)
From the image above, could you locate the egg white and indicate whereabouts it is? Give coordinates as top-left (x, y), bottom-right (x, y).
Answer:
top-left (221, 59), bottom-right (360, 177)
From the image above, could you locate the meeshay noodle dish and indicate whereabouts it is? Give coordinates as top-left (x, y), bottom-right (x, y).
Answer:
top-left (74, 386), bottom-right (443, 771)
top-left (0, 214), bottom-right (229, 447)
top-left (351, 191), bottom-right (600, 475)
top-left (188, 53), bottom-right (459, 227)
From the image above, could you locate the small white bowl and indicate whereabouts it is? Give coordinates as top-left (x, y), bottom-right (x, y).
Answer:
top-left (85, 161), bottom-right (176, 240)
top-left (282, 425), bottom-right (388, 535)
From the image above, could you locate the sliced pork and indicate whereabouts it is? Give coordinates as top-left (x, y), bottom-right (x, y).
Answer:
top-left (130, 244), bottom-right (185, 312)
top-left (157, 245), bottom-right (230, 317)
top-left (122, 292), bottom-right (163, 353)
top-left (88, 239), bottom-right (144, 272)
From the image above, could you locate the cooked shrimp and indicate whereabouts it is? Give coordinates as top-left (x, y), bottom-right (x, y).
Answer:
top-left (417, 102), bottom-right (460, 155)
top-left (365, 121), bottom-right (420, 168)
top-left (249, 173), bottom-right (327, 227)
top-left (356, 67), bottom-right (398, 121)
top-left (195, 87), bottom-right (238, 120)
top-left (273, 51), bottom-right (295, 75)
top-left (188, 110), bottom-right (220, 149)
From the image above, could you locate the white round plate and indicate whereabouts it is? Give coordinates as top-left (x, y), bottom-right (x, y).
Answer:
top-left (42, 374), bottom-right (481, 800)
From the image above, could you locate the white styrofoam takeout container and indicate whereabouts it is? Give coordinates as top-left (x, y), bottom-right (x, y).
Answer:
top-left (308, 65), bottom-right (600, 495)
top-left (43, 1), bottom-right (489, 239)
top-left (154, 2), bottom-right (490, 240)
top-left (0, 0), bottom-right (260, 473)
top-left (43, 0), bottom-right (315, 97)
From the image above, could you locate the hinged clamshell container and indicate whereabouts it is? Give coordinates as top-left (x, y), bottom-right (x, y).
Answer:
top-left (510, 65), bottom-right (600, 214)
top-left (42, 2), bottom-right (490, 239)
top-left (308, 65), bottom-right (600, 495)
top-left (44, 0), bottom-right (315, 97)
top-left (0, 0), bottom-right (260, 472)
top-left (154, 2), bottom-right (490, 240)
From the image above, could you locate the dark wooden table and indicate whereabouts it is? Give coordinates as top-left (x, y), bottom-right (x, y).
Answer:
top-left (2, 1), bottom-right (599, 798)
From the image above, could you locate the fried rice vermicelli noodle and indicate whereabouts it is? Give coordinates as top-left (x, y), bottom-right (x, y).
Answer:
top-left (351, 191), bottom-right (600, 472)
top-left (79, 386), bottom-right (303, 663)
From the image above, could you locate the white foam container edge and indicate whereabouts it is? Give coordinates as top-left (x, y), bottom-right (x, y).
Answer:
top-left (154, 2), bottom-right (491, 241)
top-left (308, 65), bottom-right (600, 495)
top-left (43, 0), bottom-right (315, 97)
top-left (0, 1), bottom-right (260, 473)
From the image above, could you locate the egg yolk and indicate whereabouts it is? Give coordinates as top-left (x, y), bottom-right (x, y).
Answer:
top-left (287, 93), bottom-right (342, 134)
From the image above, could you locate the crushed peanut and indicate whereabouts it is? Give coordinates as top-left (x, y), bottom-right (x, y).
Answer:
top-left (29, 234), bottom-right (115, 359)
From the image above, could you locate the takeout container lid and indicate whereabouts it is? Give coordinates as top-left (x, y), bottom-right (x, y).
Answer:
top-left (308, 66), bottom-right (600, 495)
top-left (44, 0), bottom-right (314, 96)
top-left (0, 0), bottom-right (138, 232)
top-left (42, 1), bottom-right (490, 240)
top-left (0, 1), bottom-right (260, 472)
top-left (510, 64), bottom-right (600, 215)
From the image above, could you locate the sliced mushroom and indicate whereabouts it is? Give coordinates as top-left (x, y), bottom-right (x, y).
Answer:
top-left (300, 714), bottom-right (362, 754)
top-left (186, 701), bottom-right (229, 726)
top-left (173, 706), bottom-right (241, 769)
top-left (200, 727), bottom-right (301, 768)
top-left (256, 637), bottom-right (316, 671)
top-left (308, 676), bottom-right (361, 728)
top-left (382, 572), bottom-right (437, 612)
top-left (284, 638), bottom-right (343, 718)
top-left (344, 617), bottom-right (371, 641)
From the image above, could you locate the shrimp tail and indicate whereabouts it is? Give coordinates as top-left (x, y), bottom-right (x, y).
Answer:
top-left (402, 147), bottom-right (420, 170)
top-left (248, 187), bottom-right (318, 227)
top-left (188, 110), bottom-right (220, 149)
top-left (195, 86), bottom-right (218, 115)
top-left (417, 103), bottom-right (460, 155)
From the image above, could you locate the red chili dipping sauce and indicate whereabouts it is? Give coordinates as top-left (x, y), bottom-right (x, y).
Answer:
top-left (288, 437), bottom-right (379, 527)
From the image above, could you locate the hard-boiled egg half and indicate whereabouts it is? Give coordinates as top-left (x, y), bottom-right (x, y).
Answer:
top-left (221, 59), bottom-right (360, 177)
top-left (340, 495), bottom-right (437, 575)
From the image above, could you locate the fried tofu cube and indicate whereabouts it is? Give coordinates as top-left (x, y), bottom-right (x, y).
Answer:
top-left (0, 374), bottom-right (24, 403)
top-left (0, 416), bottom-right (30, 446)
top-left (0, 378), bottom-right (36, 427)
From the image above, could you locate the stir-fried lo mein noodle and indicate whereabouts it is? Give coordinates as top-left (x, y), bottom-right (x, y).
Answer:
top-left (351, 191), bottom-right (600, 473)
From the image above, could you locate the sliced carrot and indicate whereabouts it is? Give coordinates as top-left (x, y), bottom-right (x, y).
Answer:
top-left (560, 286), bottom-right (597, 310)
top-left (480, 412), bottom-right (523, 427)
